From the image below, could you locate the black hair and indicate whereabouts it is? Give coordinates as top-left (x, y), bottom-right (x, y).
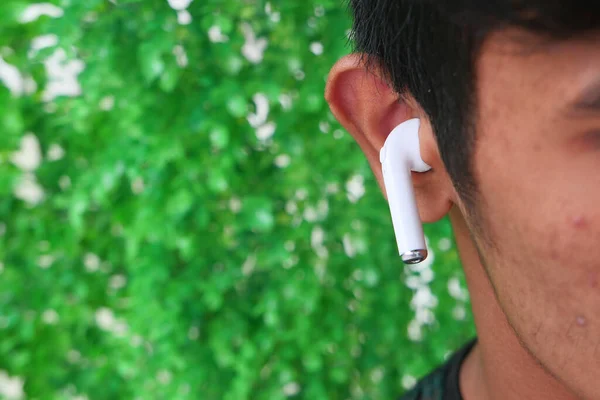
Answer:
top-left (348, 0), bottom-right (600, 211)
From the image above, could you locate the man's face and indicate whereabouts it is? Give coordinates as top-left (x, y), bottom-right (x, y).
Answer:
top-left (472, 30), bottom-right (600, 397)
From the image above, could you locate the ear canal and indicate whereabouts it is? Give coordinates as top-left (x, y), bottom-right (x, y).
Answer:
top-left (380, 119), bottom-right (432, 264)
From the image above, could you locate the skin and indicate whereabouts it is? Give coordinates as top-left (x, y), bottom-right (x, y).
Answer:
top-left (325, 28), bottom-right (600, 400)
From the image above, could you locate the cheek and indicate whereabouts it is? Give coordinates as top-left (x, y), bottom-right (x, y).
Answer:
top-left (472, 127), bottom-right (600, 299)
top-left (541, 215), bottom-right (600, 298)
top-left (477, 165), bottom-right (600, 317)
top-left (530, 216), bottom-right (600, 291)
top-left (546, 216), bottom-right (596, 261)
top-left (471, 39), bottom-right (600, 315)
top-left (479, 178), bottom-right (600, 400)
top-left (472, 119), bottom-right (600, 273)
top-left (480, 168), bottom-right (600, 271)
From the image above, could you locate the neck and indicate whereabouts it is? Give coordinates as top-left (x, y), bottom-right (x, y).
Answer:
top-left (448, 206), bottom-right (579, 400)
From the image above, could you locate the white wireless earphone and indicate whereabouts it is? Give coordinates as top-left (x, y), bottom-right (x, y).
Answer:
top-left (380, 118), bottom-right (432, 264)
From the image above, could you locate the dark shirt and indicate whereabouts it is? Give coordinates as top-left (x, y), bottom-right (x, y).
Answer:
top-left (398, 338), bottom-right (478, 400)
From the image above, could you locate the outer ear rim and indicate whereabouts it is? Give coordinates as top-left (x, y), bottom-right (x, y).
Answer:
top-left (325, 54), bottom-right (413, 151)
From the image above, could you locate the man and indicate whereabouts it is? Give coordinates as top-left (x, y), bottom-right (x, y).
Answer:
top-left (325, 1), bottom-right (600, 399)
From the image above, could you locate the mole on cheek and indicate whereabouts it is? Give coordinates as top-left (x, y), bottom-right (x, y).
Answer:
top-left (572, 216), bottom-right (588, 229)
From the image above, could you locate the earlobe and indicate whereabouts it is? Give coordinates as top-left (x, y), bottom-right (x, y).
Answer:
top-left (324, 53), bottom-right (455, 224)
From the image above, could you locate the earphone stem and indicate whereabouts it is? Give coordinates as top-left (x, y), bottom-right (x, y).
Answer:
top-left (380, 119), bottom-right (430, 265)
top-left (382, 163), bottom-right (428, 264)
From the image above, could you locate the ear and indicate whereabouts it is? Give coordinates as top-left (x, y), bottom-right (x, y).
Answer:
top-left (325, 54), bottom-right (456, 223)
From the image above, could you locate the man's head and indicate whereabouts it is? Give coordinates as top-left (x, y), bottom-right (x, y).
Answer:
top-left (325, 0), bottom-right (600, 398)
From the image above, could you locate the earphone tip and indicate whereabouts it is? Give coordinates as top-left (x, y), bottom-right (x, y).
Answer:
top-left (401, 249), bottom-right (428, 264)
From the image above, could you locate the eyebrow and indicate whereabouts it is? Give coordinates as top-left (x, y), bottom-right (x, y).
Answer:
top-left (571, 78), bottom-right (600, 113)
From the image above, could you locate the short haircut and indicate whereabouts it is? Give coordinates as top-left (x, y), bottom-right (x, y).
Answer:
top-left (348, 0), bottom-right (600, 211)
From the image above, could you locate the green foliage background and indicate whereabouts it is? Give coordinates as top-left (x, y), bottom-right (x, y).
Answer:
top-left (0, 1), bottom-right (474, 399)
